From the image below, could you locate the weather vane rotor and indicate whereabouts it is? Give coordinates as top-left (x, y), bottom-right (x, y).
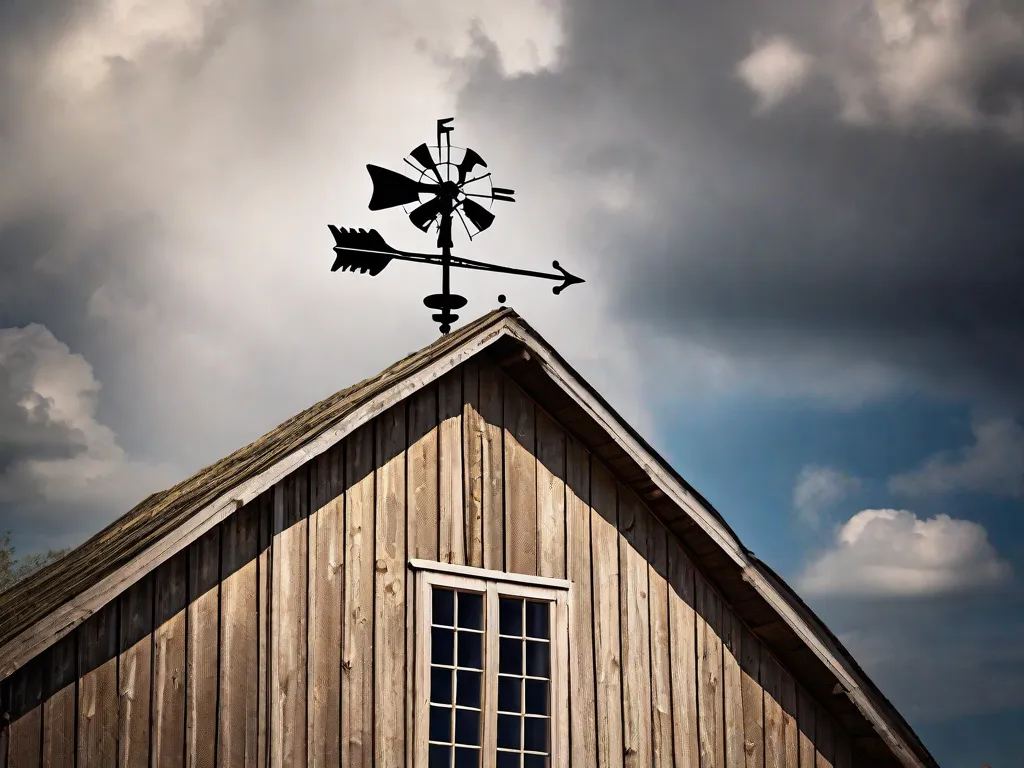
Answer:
top-left (329, 117), bottom-right (584, 334)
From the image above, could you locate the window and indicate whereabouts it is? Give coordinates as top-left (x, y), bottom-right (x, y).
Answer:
top-left (412, 560), bottom-right (569, 768)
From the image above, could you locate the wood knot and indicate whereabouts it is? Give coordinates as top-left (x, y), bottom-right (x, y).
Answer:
top-left (624, 747), bottom-right (637, 756)
top-left (745, 741), bottom-right (755, 754)
top-left (375, 559), bottom-right (387, 573)
top-left (343, 660), bottom-right (353, 671)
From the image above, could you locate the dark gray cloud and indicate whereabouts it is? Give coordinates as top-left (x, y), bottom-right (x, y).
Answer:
top-left (457, 0), bottom-right (1024, 412)
top-left (817, 589), bottom-right (1024, 722)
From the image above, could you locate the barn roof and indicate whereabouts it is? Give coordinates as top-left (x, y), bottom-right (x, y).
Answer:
top-left (0, 307), bottom-right (937, 767)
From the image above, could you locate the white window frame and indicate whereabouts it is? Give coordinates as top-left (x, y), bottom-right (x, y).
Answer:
top-left (410, 560), bottom-right (570, 768)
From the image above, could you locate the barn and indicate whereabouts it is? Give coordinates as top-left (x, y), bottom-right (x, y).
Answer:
top-left (0, 308), bottom-right (937, 768)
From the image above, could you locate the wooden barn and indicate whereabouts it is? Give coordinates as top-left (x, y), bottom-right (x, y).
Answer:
top-left (0, 308), bottom-right (938, 768)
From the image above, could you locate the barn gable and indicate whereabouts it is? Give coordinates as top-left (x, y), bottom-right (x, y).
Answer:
top-left (0, 308), bottom-right (937, 768)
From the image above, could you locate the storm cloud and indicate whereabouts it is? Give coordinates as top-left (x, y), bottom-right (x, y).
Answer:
top-left (456, 0), bottom-right (1024, 411)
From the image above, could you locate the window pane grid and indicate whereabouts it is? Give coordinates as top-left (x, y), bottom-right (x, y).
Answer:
top-left (430, 587), bottom-right (484, 768)
top-left (424, 576), bottom-right (560, 768)
top-left (495, 596), bottom-right (551, 766)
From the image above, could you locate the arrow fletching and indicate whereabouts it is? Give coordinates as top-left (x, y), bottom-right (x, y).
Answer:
top-left (328, 226), bottom-right (396, 275)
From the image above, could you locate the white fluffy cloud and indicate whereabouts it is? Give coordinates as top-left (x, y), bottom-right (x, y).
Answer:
top-left (0, 325), bottom-right (177, 550)
top-left (736, 35), bottom-right (814, 112)
top-left (793, 465), bottom-right (862, 526)
top-left (797, 508), bottom-right (1012, 597)
top-left (889, 417), bottom-right (1024, 498)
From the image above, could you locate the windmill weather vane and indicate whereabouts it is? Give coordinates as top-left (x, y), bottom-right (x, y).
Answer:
top-left (329, 117), bottom-right (584, 334)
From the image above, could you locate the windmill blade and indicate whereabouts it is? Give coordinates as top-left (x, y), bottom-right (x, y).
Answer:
top-left (366, 165), bottom-right (436, 211)
top-left (328, 226), bottom-right (395, 275)
top-left (491, 187), bottom-right (515, 203)
top-left (460, 197), bottom-right (495, 232)
top-left (410, 144), bottom-right (443, 183)
top-left (409, 196), bottom-right (444, 232)
top-left (456, 147), bottom-right (487, 184)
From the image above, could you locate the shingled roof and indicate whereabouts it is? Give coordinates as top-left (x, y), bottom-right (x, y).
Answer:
top-left (0, 307), bottom-right (938, 767)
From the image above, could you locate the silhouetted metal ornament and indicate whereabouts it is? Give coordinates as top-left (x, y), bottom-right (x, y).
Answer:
top-left (328, 117), bottom-right (585, 335)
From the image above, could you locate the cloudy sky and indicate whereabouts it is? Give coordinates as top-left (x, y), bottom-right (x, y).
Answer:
top-left (2, 0), bottom-right (1023, 762)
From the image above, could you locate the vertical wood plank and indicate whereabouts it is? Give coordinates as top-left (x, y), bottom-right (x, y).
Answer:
top-left (590, 462), bottom-right (623, 768)
top-left (834, 727), bottom-right (851, 768)
top-left (667, 539), bottom-right (699, 768)
top-left (647, 526), bottom-right (673, 768)
top-left (738, 627), bottom-right (764, 768)
top-left (722, 609), bottom-right (744, 768)
top-left (406, 388), bottom-right (438, 768)
top-left (219, 502), bottom-right (261, 768)
top-left (42, 634), bottom-right (76, 768)
top-left (153, 552), bottom-right (187, 768)
top-left (797, 686), bottom-right (816, 768)
top-left (0, 679), bottom-right (7, 768)
top-left (407, 386), bottom-right (439, 562)
top-left (763, 649), bottom-right (784, 768)
top-left (504, 382), bottom-right (537, 575)
top-left (186, 528), bottom-right (220, 768)
top-left (618, 490), bottom-right (651, 768)
top-left (375, 406), bottom-right (407, 768)
top-left (815, 708), bottom-right (834, 768)
top-left (565, 438), bottom-right (596, 768)
top-left (307, 445), bottom-right (345, 768)
top-left (257, 493), bottom-right (271, 768)
top-left (118, 577), bottom-right (153, 768)
top-left (342, 424), bottom-right (375, 768)
top-left (535, 410), bottom-right (566, 580)
top-left (695, 575), bottom-right (724, 768)
top-left (270, 469), bottom-right (309, 768)
top-left (462, 360), bottom-right (484, 568)
top-left (438, 369), bottom-right (465, 566)
top-left (78, 601), bottom-right (119, 768)
top-left (780, 669), bottom-right (799, 766)
top-left (478, 363), bottom-right (504, 572)
top-left (7, 658), bottom-right (42, 768)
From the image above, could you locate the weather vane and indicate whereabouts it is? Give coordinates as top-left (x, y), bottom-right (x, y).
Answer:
top-left (328, 117), bottom-right (584, 334)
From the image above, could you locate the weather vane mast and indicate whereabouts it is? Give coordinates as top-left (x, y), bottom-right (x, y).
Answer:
top-left (329, 117), bottom-right (584, 334)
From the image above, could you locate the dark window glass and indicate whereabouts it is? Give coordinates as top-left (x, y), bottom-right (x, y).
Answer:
top-left (499, 638), bottom-right (523, 675)
top-left (429, 743), bottom-right (452, 768)
top-left (523, 754), bottom-right (547, 768)
top-left (458, 630), bottom-right (483, 670)
top-left (523, 717), bottom-right (548, 753)
top-left (496, 752), bottom-right (520, 768)
top-left (497, 713), bottom-right (522, 750)
top-left (498, 675), bottom-right (521, 713)
top-left (433, 588), bottom-right (455, 627)
top-left (454, 746), bottom-right (480, 768)
top-left (432, 627), bottom-right (455, 667)
top-left (429, 705), bottom-right (452, 742)
top-left (499, 597), bottom-right (523, 636)
top-left (454, 709), bottom-right (481, 747)
top-left (525, 601), bottom-right (549, 639)
top-left (525, 641), bottom-right (549, 678)
top-left (456, 670), bottom-right (481, 709)
top-left (457, 592), bottom-right (483, 630)
top-left (430, 667), bottom-right (452, 705)
top-left (524, 679), bottom-right (548, 716)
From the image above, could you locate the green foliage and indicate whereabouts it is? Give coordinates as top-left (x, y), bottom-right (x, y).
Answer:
top-left (0, 531), bottom-right (69, 594)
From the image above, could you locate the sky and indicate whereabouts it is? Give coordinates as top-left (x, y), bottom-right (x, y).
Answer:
top-left (1, 0), bottom-right (1022, 763)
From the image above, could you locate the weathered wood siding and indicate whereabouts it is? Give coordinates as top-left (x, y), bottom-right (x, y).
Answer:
top-left (1, 361), bottom-right (859, 767)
